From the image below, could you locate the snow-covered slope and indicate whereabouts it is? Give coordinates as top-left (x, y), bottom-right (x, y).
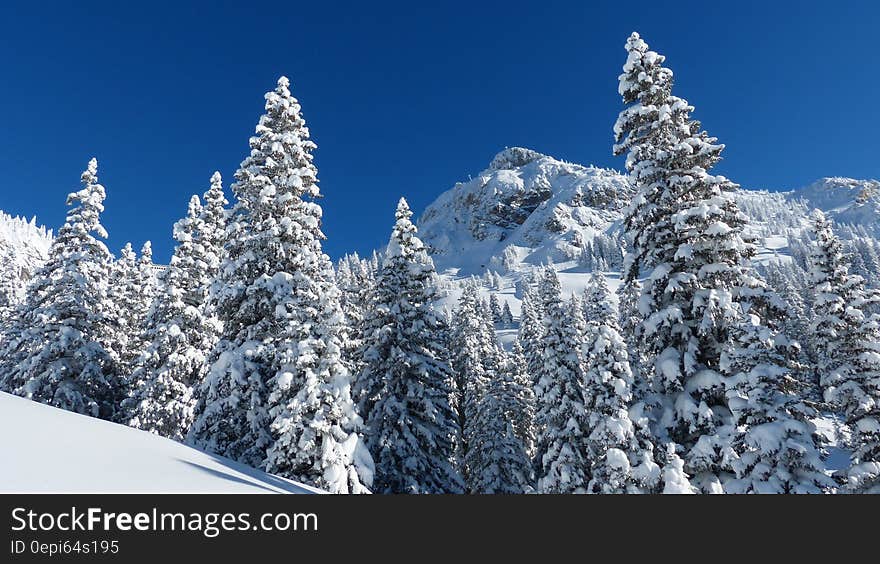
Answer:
top-left (0, 392), bottom-right (318, 493)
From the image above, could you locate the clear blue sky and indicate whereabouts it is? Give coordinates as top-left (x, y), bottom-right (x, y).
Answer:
top-left (1, 1), bottom-right (877, 262)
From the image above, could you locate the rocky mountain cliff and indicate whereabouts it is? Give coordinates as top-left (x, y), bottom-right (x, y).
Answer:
top-left (417, 147), bottom-right (880, 278)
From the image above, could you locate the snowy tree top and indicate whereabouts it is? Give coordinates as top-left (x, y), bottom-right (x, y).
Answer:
top-left (617, 31), bottom-right (673, 105)
top-left (80, 157), bottom-right (99, 187)
top-left (385, 196), bottom-right (431, 264)
top-left (187, 194), bottom-right (202, 215)
top-left (140, 241), bottom-right (153, 261)
top-left (396, 197), bottom-right (412, 220)
top-left (233, 75), bottom-right (320, 205)
top-left (118, 242), bottom-right (136, 262)
top-left (63, 158), bottom-right (108, 240)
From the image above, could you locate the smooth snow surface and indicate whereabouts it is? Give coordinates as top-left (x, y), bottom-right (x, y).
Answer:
top-left (0, 392), bottom-right (319, 493)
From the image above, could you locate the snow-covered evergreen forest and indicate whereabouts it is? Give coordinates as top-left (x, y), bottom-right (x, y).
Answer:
top-left (2, 32), bottom-right (879, 494)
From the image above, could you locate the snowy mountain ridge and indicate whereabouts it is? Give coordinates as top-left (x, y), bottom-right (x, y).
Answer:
top-left (0, 211), bottom-right (52, 308)
top-left (786, 177), bottom-right (880, 234)
top-left (417, 147), bottom-right (880, 278)
top-left (2, 150), bottom-right (877, 287)
top-left (418, 147), bottom-right (633, 276)
top-left (0, 211), bottom-right (52, 272)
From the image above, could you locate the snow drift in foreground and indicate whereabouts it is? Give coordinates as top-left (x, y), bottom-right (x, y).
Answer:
top-left (0, 392), bottom-right (318, 493)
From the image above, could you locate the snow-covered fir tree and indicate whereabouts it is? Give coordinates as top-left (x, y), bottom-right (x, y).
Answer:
top-left (614, 32), bottom-right (778, 491)
top-left (104, 240), bottom-right (154, 395)
top-left (506, 340), bottom-right (536, 458)
top-left (194, 170), bottom-right (228, 363)
top-left (762, 261), bottom-right (818, 397)
top-left (356, 198), bottom-right (463, 493)
top-left (338, 252), bottom-right (377, 381)
top-left (468, 365), bottom-right (534, 493)
top-left (581, 273), bottom-right (657, 493)
top-left (449, 281), bottom-right (493, 481)
top-left (537, 265), bottom-right (562, 312)
top-left (127, 188), bottom-right (222, 441)
top-left (500, 299), bottom-right (514, 327)
top-left (465, 300), bottom-right (529, 493)
top-left (488, 293), bottom-right (503, 324)
top-left (808, 210), bottom-right (880, 492)
top-left (105, 242), bottom-right (141, 386)
top-left (199, 171), bottom-right (228, 283)
top-left (517, 272), bottom-right (545, 383)
top-left (534, 270), bottom-right (591, 493)
top-left (582, 271), bottom-right (614, 331)
top-left (617, 277), bottom-right (648, 394)
top-left (722, 315), bottom-right (830, 493)
top-left (185, 80), bottom-right (302, 464)
top-left (134, 241), bottom-right (157, 329)
top-left (189, 77), bottom-right (372, 493)
top-left (0, 159), bottom-right (121, 419)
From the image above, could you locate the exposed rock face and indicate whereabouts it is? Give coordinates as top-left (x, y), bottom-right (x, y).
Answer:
top-left (417, 148), bottom-right (633, 274)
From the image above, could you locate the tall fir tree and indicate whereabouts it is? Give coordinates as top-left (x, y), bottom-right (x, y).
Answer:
top-left (449, 281), bottom-right (492, 482)
top-left (617, 277), bottom-right (648, 393)
top-left (105, 242), bottom-right (141, 387)
top-left (132, 242), bottom-right (157, 348)
top-left (181, 171), bottom-right (228, 424)
top-left (189, 77), bottom-right (372, 493)
top-left (337, 252), bottom-right (376, 383)
top-left (581, 273), bottom-right (657, 493)
top-left (808, 210), bottom-right (880, 492)
top-left (356, 198), bottom-right (463, 493)
top-left (199, 171), bottom-right (228, 283)
top-left (614, 32), bottom-right (779, 491)
top-left (464, 297), bottom-right (520, 493)
top-left (534, 271), bottom-right (591, 493)
top-left (468, 366), bottom-right (534, 493)
top-left (127, 187), bottom-right (222, 441)
top-left (0, 159), bottom-right (120, 419)
top-left (506, 340), bottom-right (537, 458)
top-left (111, 240), bottom-right (157, 400)
top-left (196, 170), bottom-right (229, 364)
top-left (517, 272), bottom-right (545, 384)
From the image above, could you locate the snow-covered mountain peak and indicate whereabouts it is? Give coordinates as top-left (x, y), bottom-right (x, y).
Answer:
top-left (789, 177), bottom-right (880, 233)
top-left (0, 211), bottom-right (52, 253)
top-left (796, 176), bottom-right (880, 207)
top-left (0, 211), bottom-right (53, 306)
top-left (487, 146), bottom-right (547, 171)
top-left (418, 148), bottom-right (633, 275)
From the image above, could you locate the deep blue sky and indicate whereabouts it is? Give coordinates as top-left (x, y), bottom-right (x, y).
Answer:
top-left (1, 1), bottom-right (877, 263)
